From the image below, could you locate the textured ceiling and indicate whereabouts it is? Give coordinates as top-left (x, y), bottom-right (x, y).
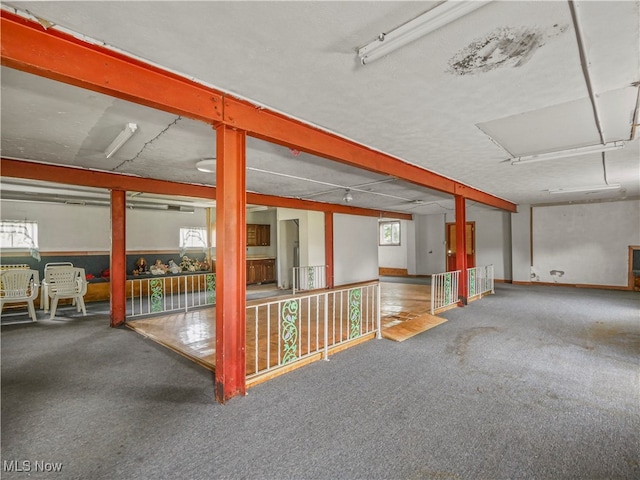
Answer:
top-left (1, 1), bottom-right (639, 214)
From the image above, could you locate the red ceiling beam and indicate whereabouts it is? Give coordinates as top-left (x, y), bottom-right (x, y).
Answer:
top-left (1, 10), bottom-right (516, 213)
top-left (1, 158), bottom-right (411, 219)
top-left (0, 11), bottom-right (223, 123)
top-left (246, 192), bottom-right (413, 220)
top-left (0, 158), bottom-right (214, 198)
top-left (224, 98), bottom-right (517, 213)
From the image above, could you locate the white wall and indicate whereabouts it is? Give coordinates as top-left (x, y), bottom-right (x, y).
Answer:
top-left (306, 211), bottom-right (325, 266)
top-left (531, 200), bottom-right (640, 287)
top-left (333, 214), bottom-right (378, 285)
top-left (276, 208), bottom-right (325, 287)
top-left (1, 200), bottom-right (110, 251)
top-left (511, 205), bottom-right (531, 283)
top-left (0, 200), bottom-right (208, 253)
top-left (378, 218), bottom-right (410, 270)
top-left (446, 208), bottom-right (512, 281)
top-left (127, 207), bottom-right (208, 251)
top-left (415, 214), bottom-right (446, 274)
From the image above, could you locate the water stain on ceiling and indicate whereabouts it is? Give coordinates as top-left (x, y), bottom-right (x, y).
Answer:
top-left (448, 24), bottom-right (568, 75)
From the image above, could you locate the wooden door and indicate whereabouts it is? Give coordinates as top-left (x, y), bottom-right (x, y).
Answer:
top-left (446, 222), bottom-right (475, 271)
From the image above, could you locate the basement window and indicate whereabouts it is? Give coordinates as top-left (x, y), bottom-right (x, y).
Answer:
top-left (180, 227), bottom-right (207, 248)
top-left (179, 227), bottom-right (208, 249)
top-left (379, 221), bottom-right (401, 246)
top-left (0, 219), bottom-right (39, 249)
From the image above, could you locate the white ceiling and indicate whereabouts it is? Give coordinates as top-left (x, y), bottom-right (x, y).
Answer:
top-left (1, 1), bottom-right (639, 215)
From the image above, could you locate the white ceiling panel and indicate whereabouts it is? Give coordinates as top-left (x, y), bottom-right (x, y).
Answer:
top-left (1, 1), bottom-right (639, 211)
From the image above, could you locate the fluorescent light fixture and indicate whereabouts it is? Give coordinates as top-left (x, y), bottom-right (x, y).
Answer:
top-left (247, 205), bottom-right (269, 212)
top-left (511, 142), bottom-right (625, 165)
top-left (196, 158), bottom-right (216, 173)
top-left (105, 123), bottom-right (137, 158)
top-left (358, 0), bottom-right (491, 64)
top-left (548, 184), bottom-right (621, 194)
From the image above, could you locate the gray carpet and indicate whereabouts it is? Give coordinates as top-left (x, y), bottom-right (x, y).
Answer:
top-left (2, 284), bottom-right (638, 479)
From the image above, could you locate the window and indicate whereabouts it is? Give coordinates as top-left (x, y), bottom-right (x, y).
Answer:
top-left (379, 220), bottom-right (401, 246)
top-left (0, 220), bottom-right (39, 249)
top-left (179, 227), bottom-right (208, 249)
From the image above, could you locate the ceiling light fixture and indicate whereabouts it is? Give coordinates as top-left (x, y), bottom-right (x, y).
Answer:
top-left (105, 123), bottom-right (138, 159)
top-left (343, 189), bottom-right (353, 203)
top-left (548, 184), bottom-right (621, 194)
top-left (196, 158), bottom-right (216, 173)
top-left (510, 141), bottom-right (625, 165)
top-left (357, 0), bottom-right (491, 65)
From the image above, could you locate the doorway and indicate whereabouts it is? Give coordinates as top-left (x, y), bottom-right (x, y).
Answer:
top-left (445, 222), bottom-right (475, 272)
top-left (278, 219), bottom-right (299, 289)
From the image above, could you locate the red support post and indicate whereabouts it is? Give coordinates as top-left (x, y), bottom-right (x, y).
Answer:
top-left (214, 125), bottom-right (247, 403)
top-left (110, 190), bottom-right (127, 327)
top-left (455, 195), bottom-right (468, 306)
top-left (324, 212), bottom-right (334, 289)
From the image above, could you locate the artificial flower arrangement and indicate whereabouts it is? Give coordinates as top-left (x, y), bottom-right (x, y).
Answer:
top-left (179, 255), bottom-right (210, 272)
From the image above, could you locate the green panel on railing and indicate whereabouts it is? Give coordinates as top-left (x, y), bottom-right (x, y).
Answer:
top-left (469, 268), bottom-right (476, 297)
top-left (150, 278), bottom-right (163, 313)
top-left (444, 273), bottom-right (452, 304)
top-left (206, 273), bottom-right (216, 304)
top-left (281, 299), bottom-right (299, 364)
top-left (349, 288), bottom-right (362, 339)
top-left (308, 268), bottom-right (315, 290)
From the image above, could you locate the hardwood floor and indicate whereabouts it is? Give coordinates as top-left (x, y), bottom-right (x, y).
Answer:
top-left (127, 280), bottom-right (433, 383)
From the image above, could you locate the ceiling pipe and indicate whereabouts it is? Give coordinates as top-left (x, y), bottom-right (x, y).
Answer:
top-left (246, 167), bottom-right (414, 202)
top-left (568, 0), bottom-right (606, 145)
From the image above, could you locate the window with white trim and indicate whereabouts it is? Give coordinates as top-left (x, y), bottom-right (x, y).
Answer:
top-left (379, 220), bottom-right (401, 246)
top-left (0, 220), bottom-right (39, 249)
top-left (179, 227), bottom-right (208, 249)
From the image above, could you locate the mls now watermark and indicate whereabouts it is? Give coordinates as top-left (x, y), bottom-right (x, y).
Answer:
top-left (3, 460), bottom-right (64, 473)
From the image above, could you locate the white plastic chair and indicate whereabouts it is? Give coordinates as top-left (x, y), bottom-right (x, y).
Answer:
top-left (0, 269), bottom-right (40, 322)
top-left (46, 267), bottom-right (87, 319)
top-left (41, 262), bottom-right (74, 312)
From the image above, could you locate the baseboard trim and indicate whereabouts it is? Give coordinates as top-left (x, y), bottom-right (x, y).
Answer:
top-left (515, 281), bottom-right (631, 291)
top-left (379, 267), bottom-right (408, 276)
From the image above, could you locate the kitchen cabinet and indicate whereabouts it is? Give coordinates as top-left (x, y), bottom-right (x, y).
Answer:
top-left (246, 258), bottom-right (276, 284)
top-left (246, 224), bottom-right (270, 246)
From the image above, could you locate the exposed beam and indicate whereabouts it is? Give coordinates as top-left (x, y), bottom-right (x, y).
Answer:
top-left (0, 158), bottom-right (215, 198)
top-left (214, 125), bottom-right (247, 403)
top-left (455, 195), bottom-right (468, 305)
top-left (1, 11), bottom-right (223, 123)
top-left (325, 212), bottom-right (334, 289)
top-left (1, 159), bottom-right (412, 220)
top-left (1, 10), bottom-right (517, 214)
top-left (110, 190), bottom-right (127, 327)
top-left (246, 192), bottom-right (413, 220)
top-left (225, 98), bottom-right (517, 213)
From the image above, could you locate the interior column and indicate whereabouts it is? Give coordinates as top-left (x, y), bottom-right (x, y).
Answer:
top-left (455, 195), bottom-right (468, 305)
top-left (110, 189), bottom-right (127, 327)
top-left (324, 212), bottom-right (334, 289)
top-left (214, 124), bottom-right (247, 403)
